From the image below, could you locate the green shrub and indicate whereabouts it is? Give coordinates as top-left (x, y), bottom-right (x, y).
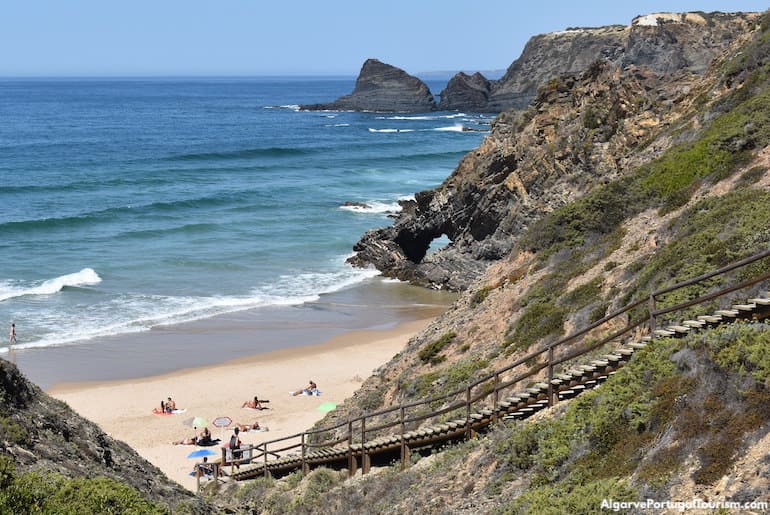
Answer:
top-left (471, 287), bottom-right (493, 308)
top-left (418, 332), bottom-right (457, 364)
top-left (0, 472), bottom-right (166, 514)
top-left (498, 478), bottom-right (637, 515)
top-left (506, 302), bottom-right (567, 352)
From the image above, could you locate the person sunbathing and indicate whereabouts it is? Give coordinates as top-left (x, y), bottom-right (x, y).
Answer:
top-left (242, 396), bottom-right (269, 409)
top-left (165, 396), bottom-right (177, 412)
top-left (292, 380), bottom-right (317, 396)
top-left (233, 420), bottom-right (261, 432)
top-left (172, 435), bottom-right (198, 445)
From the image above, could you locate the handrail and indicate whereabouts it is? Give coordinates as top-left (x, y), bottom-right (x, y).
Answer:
top-left (236, 249), bottom-right (770, 478)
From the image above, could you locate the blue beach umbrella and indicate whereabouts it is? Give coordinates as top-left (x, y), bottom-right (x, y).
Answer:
top-left (186, 448), bottom-right (217, 459)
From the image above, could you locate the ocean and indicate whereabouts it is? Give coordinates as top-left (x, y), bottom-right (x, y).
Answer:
top-left (0, 77), bottom-right (488, 385)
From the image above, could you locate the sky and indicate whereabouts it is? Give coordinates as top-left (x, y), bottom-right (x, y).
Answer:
top-left (1, 1), bottom-right (769, 77)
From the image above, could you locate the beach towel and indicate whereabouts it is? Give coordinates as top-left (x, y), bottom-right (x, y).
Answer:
top-left (152, 408), bottom-right (187, 415)
top-left (289, 389), bottom-right (322, 396)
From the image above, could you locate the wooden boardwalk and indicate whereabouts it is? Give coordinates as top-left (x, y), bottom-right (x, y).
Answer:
top-left (224, 251), bottom-right (770, 483)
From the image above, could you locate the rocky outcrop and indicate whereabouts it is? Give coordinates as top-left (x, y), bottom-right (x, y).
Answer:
top-left (348, 56), bottom-right (707, 290)
top-left (437, 72), bottom-right (491, 111)
top-left (0, 359), bottom-right (206, 512)
top-left (440, 11), bottom-right (759, 112)
top-left (301, 59), bottom-right (436, 112)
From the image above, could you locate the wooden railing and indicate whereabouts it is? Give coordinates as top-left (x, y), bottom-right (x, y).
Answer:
top-left (234, 248), bottom-right (770, 478)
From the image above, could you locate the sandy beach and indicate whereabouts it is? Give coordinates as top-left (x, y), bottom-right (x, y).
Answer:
top-left (48, 316), bottom-right (435, 492)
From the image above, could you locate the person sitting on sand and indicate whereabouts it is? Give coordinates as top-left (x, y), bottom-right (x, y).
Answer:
top-left (197, 426), bottom-right (213, 445)
top-left (165, 396), bottom-right (176, 413)
top-left (233, 419), bottom-right (261, 432)
top-left (242, 396), bottom-right (268, 409)
top-left (292, 380), bottom-right (318, 396)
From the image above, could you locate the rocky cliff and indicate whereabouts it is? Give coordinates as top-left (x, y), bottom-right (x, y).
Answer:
top-left (301, 58), bottom-right (436, 112)
top-left (350, 11), bottom-right (762, 290)
top-left (439, 11), bottom-right (759, 112)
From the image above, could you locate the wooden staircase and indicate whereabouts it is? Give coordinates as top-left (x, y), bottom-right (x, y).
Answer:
top-left (228, 290), bottom-right (770, 482)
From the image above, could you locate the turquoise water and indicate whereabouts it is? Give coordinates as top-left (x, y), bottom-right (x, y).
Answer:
top-left (0, 78), bottom-right (488, 353)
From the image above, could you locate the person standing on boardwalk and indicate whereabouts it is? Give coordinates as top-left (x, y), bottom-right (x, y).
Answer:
top-left (9, 323), bottom-right (16, 346)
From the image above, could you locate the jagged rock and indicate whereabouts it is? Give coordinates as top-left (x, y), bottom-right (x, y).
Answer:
top-left (438, 72), bottom-right (491, 111)
top-left (301, 59), bottom-right (436, 112)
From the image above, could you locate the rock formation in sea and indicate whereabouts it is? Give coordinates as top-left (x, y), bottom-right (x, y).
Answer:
top-left (437, 72), bottom-right (491, 111)
top-left (301, 58), bottom-right (437, 112)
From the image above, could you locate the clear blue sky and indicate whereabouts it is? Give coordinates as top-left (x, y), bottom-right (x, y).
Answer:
top-left (2, 1), bottom-right (768, 76)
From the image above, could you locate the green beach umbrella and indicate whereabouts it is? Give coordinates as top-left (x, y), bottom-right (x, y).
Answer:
top-left (317, 402), bottom-right (337, 413)
top-left (183, 416), bottom-right (210, 428)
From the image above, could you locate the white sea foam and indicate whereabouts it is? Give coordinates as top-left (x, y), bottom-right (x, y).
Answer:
top-left (264, 104), bottom-right (301, 111)
top-left (0, 261), bottom-right (380, 353)
top-left (0, 268), bottom-right (102, 303)
top-left (375, 113), bottom-right (467, 120)
top-left (368, 128), bottom-right (415, 133)
top-left (432, 125), bottom-right (465, 132)
top-left (339, 200), bottom-right (402, 214)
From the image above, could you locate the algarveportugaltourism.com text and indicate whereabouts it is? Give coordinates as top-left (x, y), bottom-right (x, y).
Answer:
top-left (601, 498), bottom-right (769, 512)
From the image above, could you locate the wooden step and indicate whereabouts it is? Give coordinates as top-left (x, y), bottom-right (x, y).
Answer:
top-left (714, 309), bottom-right (739, 318)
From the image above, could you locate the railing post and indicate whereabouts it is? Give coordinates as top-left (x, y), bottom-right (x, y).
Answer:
top-left (347, 419), bottom-right (357, 477)
top-left (361, 416), bottom-right (370, 475)
top-left (301, 433), bottom-right (308, 476)
top-left (492, 373), bottom-right (500, 423)
top-left (648, 294), bottom-right (657, 335)
top-left (400, 406), bottom-right (409, 470)
top-left (547, 345), bottom-right (555, 407)
top-left (263, 442), bottom-right (269, 479)
top-left (195, 462), bottom-right (201, 493)
top-left (465, 385), bottom-right (472, 439)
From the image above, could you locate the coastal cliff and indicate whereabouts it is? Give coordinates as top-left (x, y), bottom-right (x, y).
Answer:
top-left (440, 11), bottom-right (758, 112)
top-left (300, 58), bottom-right (436, 112)
top-left (350, 11), bottom-right (762, 290)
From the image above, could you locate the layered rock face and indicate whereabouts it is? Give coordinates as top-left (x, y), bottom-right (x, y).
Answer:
top-left (301, 58), bottom-right (436, 112)
top-left (440, 12), bottom-right (758, 112)
top-left (348, 59), bottom-right (717, 289)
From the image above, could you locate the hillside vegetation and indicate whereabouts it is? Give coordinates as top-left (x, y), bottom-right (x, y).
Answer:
top-left (214, 10), bottom-right (770, 514)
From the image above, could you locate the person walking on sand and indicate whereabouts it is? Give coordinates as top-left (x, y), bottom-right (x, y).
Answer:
top-left (9, 323), bottom-right (16, 346)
